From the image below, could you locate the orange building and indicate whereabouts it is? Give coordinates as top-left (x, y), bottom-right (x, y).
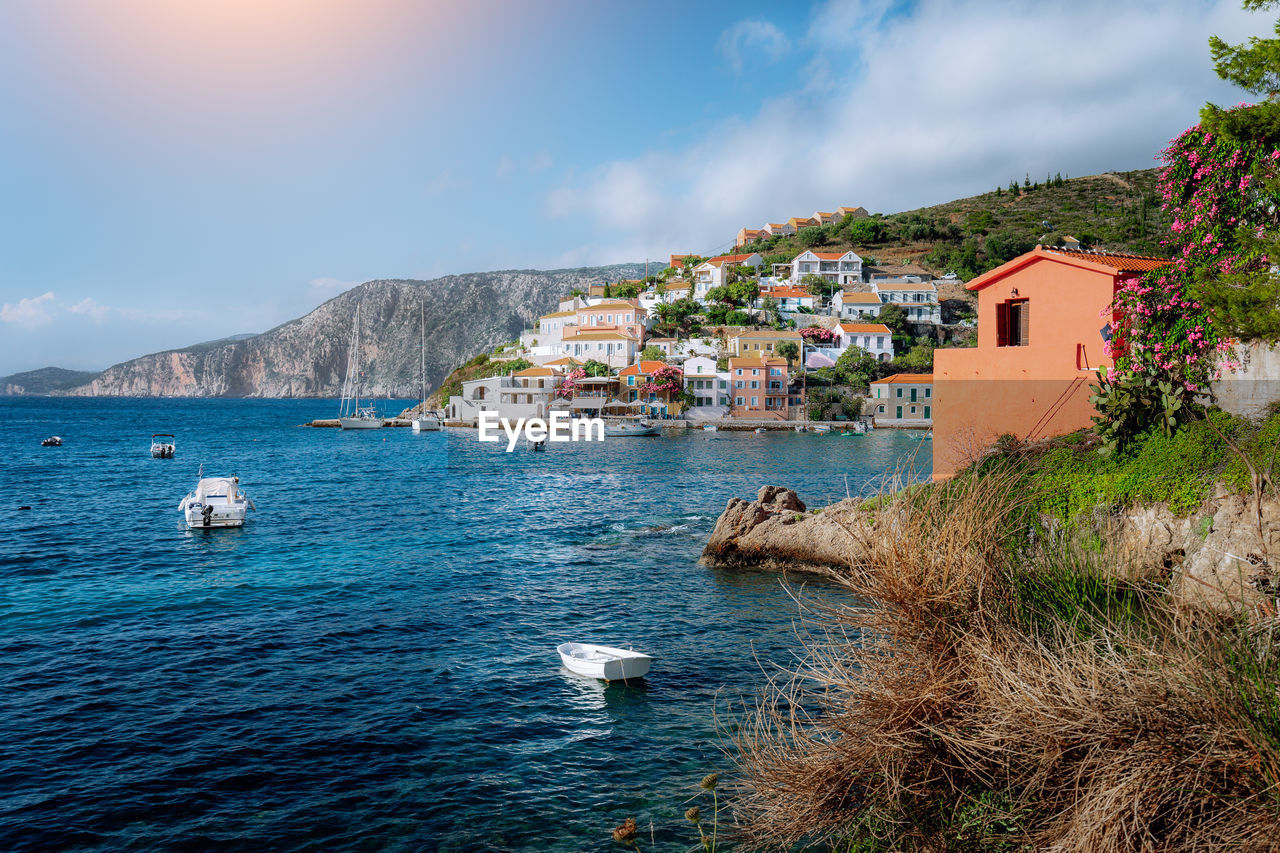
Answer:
top-left (728, 355), bottom-right (802, 419)
top-left (932, 246), bottom-right (1170, 479)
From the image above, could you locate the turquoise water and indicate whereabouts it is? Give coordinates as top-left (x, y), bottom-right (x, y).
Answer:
top-left (0, 399), bottom-right (930, 852)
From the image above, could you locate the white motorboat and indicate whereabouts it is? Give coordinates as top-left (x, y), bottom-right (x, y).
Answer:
top-left (603, 419), bottom-right (661, 437)
top-left (754, 427), bottom-right (767, 434)
top-left (150, 433), bottom-right (176, 459)
top-left (702, 424), bottom-right (718, 432)
top-left (179, 475), bottom-right (255, 529)
top-left (410, 301), bottom-right (442, 432)
top-left (557, 642), bottom-right (653, 681)
top-left (41, 435), bottom-right (62, 447)
top-left (338, 303), bottom-right (384, 430)
top-left (813, 424), bottom-right (832, 433)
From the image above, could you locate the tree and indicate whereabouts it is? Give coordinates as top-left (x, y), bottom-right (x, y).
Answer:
top-left (499, 357), bottom-right (532, 375)
top-left (640, 345), bottom-right (666, 361)
top-left (796, 226), bottom-right (828, 248)
top-left (801, 273), bottom-right (838, 299)
top-left (1202, 0), bottom-right (1280, 144)
top-left (583, 359), bottom-right (611, 377)
top-left (878, 303), bottom-right (909, 336)
top-left (758, 295), bottom-right (780, 327)
top-left (846, 218), bottom-right (887, 245)
top-left (894, 341), bottom-right (935, 372)
top-left (611, 281), bottom-right (642, 298)
top-left (834, 347), bottom-right (879, 391)
top-left (776, 340), bottom-right (799, 368)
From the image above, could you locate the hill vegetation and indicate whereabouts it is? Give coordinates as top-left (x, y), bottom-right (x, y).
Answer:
top-left (1, 366), bottom-right (102, 396)
top-left (739, 168), bottom-right (1168, 284)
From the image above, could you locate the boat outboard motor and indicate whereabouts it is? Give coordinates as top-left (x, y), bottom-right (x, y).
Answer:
top-left (202, 504), bottom-right (214, 527)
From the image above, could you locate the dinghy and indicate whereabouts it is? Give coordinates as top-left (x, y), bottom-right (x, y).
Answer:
top-left (557, 642), bottom-right (653, 681)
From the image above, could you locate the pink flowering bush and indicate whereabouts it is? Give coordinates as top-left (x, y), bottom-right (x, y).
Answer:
top-left (640, 364), bottom-right (684, 397)
top-left (799, 326), bottom-right (837, 344)
top-left (554, 367), bottom-right (586, 399)
top-left (1108, 121), bottom-right (1280, 389)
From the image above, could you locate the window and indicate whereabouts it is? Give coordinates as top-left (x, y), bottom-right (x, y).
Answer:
top-left (751, 397), bottom-right (758, 406)
top-left (896, 406), bottom-right (902, 418)
top-left (750, 381), bottom-right (759, 389)
top-left (736, 396), bottom-right (744, 406)
top-left (924, 405), bottom-right (931, 419)
top-left (735, 380), bottom-right (743, 389)
top-left (997, 299), bottom-right (1030, 346)
top-left (896, 387), bottom-right (903, 398)
top-left (910, 388), bottom-right (917, 403)
top-left (736, 369), bottom-right (742, 376)
top-left (925, 387), bottom-right (931, 398)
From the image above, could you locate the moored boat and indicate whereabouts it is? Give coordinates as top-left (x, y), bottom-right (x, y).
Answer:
top-left (410, 301), bottom-right (442, 432)
top-left (41, 436), bottom-right (62, 447)
top-left (556, 642), bottom-right (653, 681)
top-left (150, 433), bottom-right (176, 458)
top-left (603, 419), bottom-right (660, 437)
top-left (813, 424), bottom-right (831, 434)
top-left (702, 424), bottom-right (718, 432)
top-left (178, 475), bottom-right (255, 529)
top-left (337, 303), bottom-right (383, 430)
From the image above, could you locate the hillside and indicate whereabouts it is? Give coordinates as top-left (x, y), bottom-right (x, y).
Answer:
top-left (2, 366), bottom-right (102, 396)
top-left (63, 264), bottom-right (648, 398)
top-left (738, 168), bottom-right (1167, 296)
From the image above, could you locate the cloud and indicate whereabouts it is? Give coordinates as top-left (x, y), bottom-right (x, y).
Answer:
top-left (309, 277), bottom-right (359, 296)
top-left (546, 0), bottom-right (1266, 261)
top-left (67, 297), bottom-right (110, 322)
top-left (1, 291), bottom-right (56, 327)
top-left (718, 18), bottom-right (789, 74)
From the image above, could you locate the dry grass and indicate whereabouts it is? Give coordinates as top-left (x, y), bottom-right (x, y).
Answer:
top-left (726, 459), bottom-right (1280, 852)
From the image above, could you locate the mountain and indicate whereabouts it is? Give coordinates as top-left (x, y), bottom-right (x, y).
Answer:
top-left (2, 366), bottom-right (102, 396)
top-left (64, 264), bottom-right (648, 398)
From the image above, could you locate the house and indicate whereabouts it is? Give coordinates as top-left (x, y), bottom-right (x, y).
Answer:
top-left (730, 329), bottom-right (803, 358)
top-left (788, 250), bottom-right (864, 286)
top-left (832, 291), bottom-right (883, 320)
top-left (728, 356), bottom-right (802, 419)
top-left (834, 322), bottom-right (894, 362)
top-left (575, 300), bottom-right (646, 341)
top-left (446, 367), bottom-right (563, 425)
top-left (535, 309), bottom-right (577, 344)
top-left (555, 329), bottom-right (640, 368)
top-left (811, 211), bottom-right (841, 226)
top-left (872, 280), bottom-right (942, 323)
top-left (669, 254), bottom-right (696, 271)
top-left (760, 285), bottom-right (816, 314)
top-left (736, 227), bottom-right (767, 247)
top-left (691, 252), bottom-right (763, 299)
top-left (869, 374), bottom-right (933, 427)
top-left (932, 246), bottom-right (1172, 479)
top-left (683, 356), bottom-right (730, 409)
top-left (618, 360), bottom-right (684, 416)
top-left (788, 216), bottom-right (819, 231)
top-left (764, 222), bottom-right (794, 238)
top-left (835, 206), bottom-right (869, 219)
top-left (645, 337), bottom-right (679, 356)
top-left (588, 283), bottom-right (608, 297)
top-left (660, 280), bottom-right (693, 302)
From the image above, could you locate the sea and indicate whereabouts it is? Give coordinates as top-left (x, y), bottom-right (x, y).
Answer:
top-left (0, 398), bottom-right (931, 852)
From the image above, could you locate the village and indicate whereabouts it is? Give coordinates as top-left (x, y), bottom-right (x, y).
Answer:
top-left (444, 206), bottom-right (953, 433)
top-left (443, 204), bottom-right (1147, 475)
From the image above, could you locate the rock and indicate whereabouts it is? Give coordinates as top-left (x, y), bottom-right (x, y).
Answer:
top-left (701, 487), bottom-right (865, 575)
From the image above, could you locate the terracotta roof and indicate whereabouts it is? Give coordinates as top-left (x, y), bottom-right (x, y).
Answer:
top-left (871, 373), bottom-right (934, 384)
top-left (766, 223), bottom-right (788, 229)
top-left (706, 253), bottom-right (760, 266)
top-left (646, 337), bottom-right (677, 343)
top-left (541, 309), bottom-right (578, 319)
top-left (810, 251), bottom-right (854, 261)
top-left (1040, 246), bottom-right (1171, 272)
top-left (841, 293), bottom-right (883, 303)
top-left (788, 217), bottom-right (818, 227)
top-left (543, 356), bottom-right (583, 366)
top-left (669, 254), bottom-right (694, 267)
top-left (837, 323), bottom-right (892, 334)
top-left (618, 360), bottom-right (669, 375)
top-left (664, 281), bottom-right (691, 290)
top-left (967, 246), bottom-right (1173, 291)
top-left (766, 286), bottom-right (813, 299)
top-left (512, 366), bottom-right (558, 377)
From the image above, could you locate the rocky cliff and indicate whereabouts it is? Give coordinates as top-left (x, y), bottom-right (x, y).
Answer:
top-left (63, 264), bottom-right (647, 398)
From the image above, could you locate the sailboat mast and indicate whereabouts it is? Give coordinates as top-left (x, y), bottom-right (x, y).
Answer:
top-left (420, 301), bottom-right (426, 413)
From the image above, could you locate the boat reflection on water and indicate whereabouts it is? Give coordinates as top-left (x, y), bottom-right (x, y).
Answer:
top-left (559, 668), bottom-right (652, 716)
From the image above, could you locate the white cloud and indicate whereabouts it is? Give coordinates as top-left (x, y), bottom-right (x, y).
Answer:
top-left (546, 0), bottom-right (1268, 261)
top-left (309, 277), bottom-right (358, 296)
top-left (67, 297), bottom-right (110, 322)
top-left (1, 291), bottom-right (56, 327)
top-left (718, 19), bottom-right (789, 74)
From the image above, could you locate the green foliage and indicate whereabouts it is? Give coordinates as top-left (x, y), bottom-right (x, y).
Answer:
top-left (725, 309), bottom-right (752, 326)
top-left (796, 226), bottom-right (828, 248)
top-left (800, 273), bottom-right (838, 298)
top-left (497, 357), bottom-right (532, 375)
top-left (1203, 0), bottom-right (1280, 144)
top-left (640, 345), bottom-right (666, 361)
top-left (894, 341), bottom-right (935, 371)
top-left (1089, 367), bottom-right (1193, 454)
top-left (877, 302), bottom-right (909, 335)
top-left (834, 347), bottom-right (880, 391)
top-left (775, 340), bottom-right (799, 366)
top-left (846, 217), bottom-right (888, 245)
top-left (583, 359), bottom-right (611, 377)
top-left (611, 281), bottom-right (642, 298)
top-left (807, 386), bottom-right (863, 421)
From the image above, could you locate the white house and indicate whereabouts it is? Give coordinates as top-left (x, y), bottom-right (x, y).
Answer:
top-left (763, 222), bottom-right (794, 237)
top-left (759, 285), bottom-right (816, 314)
top-left (872, 280), bottom-right (941, 323)
top-left (554, 330), bottom-right (640, 367)
top-left (683, 356), bottom-right (730, 410)
top-left (869, 373), bottom-right (933, 427)
top-left (446, 367), bottom-right (564, 425)
top-left (835, 322), bottom-right (894, 362)
top-left (788, 250), bottom-right (863, 286)
top-left (831, 291), bottom-right (884, 320)
top-left (691, 252), bottom-right (763, 300)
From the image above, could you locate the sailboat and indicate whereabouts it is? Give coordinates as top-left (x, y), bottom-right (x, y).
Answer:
top-left (411, 301), bottom-right (441, 432)
top-left (338, 303), bottom-right (384, 430)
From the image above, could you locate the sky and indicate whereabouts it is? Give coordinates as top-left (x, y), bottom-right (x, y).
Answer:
top-left (0, 0), bottom-right (1270, 374)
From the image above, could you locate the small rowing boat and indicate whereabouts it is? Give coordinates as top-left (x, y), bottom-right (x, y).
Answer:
top-left (557, 642), bottom-right (653, 681)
